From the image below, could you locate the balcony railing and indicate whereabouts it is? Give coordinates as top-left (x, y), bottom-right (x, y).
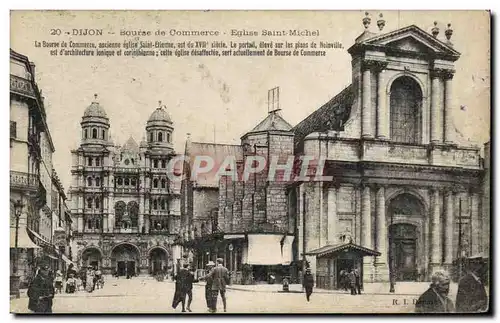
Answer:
top-left (10, 171), bottom-right (39, 192)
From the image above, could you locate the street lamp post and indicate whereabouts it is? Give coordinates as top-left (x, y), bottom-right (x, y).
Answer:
top-left (11, 199), bottom-right (24, 298)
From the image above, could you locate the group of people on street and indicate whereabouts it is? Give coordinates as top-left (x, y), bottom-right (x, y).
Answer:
top-left (338, 268), bottom-right (362, 295)
top-left (27, 261), bottom-right (106, 313)
top-left (415, 257), bottom-right (488, 313)
top-left (171, 258), bottom-right (230, 313)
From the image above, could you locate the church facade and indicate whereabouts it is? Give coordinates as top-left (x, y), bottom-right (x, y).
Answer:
top-left (293, 17), bottom-right (486, 286)
top-left (69, 98), bottom-right (183, 276)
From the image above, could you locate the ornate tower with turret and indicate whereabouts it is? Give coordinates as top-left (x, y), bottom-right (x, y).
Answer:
top-left (70, 98), bottom-right (182, 276)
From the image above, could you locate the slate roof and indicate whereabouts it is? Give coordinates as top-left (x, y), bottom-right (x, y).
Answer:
top-left (292, 84), bottom-right (354, 152)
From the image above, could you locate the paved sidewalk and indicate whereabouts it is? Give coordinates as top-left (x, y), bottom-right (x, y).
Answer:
top-left (219, 282), bottom-right (459, 297)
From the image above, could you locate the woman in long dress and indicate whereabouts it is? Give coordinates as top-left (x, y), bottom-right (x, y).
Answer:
top-left (86, 268), bottom-right (95, 293)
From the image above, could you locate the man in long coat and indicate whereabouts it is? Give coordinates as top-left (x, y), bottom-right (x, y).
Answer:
top-left (28, 262), bottom-right (55, 313)
top-left (415, 271), bottom-right (455, 313)
top-left (172, 263), bottom-right (191, 312)
top-left (456, 257), bottom-right (488, 313)
top-left (303, 268), bottom-right (314, 302)
top-left (204, 261), bottom-right (216, 312)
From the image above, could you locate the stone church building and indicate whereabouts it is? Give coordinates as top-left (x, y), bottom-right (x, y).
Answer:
top-left (69, 98), bottom-right (183, 276)
top-left (293, 17), bottom-right (486, 287)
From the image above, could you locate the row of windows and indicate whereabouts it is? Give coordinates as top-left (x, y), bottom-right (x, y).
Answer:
top-left (116, 177), bottom-right (137, 186)
top-left (151, 198), bottom-right (169, 210)
top-left (148, 131), bottom-right (171, 143)
top-left (84, 128), bottom-right (106, 140)
top-left (87, 157), bottom-right (101, 166)
top-left (82, 218), bottom-right (170, 231)
top-left (152, 159), bottom-right (168, 168)
top-left (86, 197), bottom-right (101, 209)
top-left (87, 177), bottom-right (102, 187)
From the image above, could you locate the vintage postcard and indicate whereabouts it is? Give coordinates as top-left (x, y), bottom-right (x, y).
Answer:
top-left (9, 10), bottom-right (491, 314)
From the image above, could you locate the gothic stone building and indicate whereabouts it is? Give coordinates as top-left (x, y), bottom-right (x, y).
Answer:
top-left (69, 99), bottom-right (182, 276)
top-left (293, 20), bottom-right (485, 287)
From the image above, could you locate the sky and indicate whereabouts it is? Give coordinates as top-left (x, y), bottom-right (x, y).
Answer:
top-left (10, 10), bottom-right (491, 192)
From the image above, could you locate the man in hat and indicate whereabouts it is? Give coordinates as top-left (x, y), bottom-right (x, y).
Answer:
top-left (27, 261), bottom-right (55, 313)
top-left (415, 271), bottom-right (455, 313)
top-left (201, 258), bottom-right (229, 312)
top-left (303, 268), bottom-right (314, 302)
top-left (456, 256), bottom-right (488, 313)
top-left (204, 261), bottom-right (216, 312)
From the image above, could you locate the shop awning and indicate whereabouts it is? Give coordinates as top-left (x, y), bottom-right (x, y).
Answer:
top-left (305, 242), bottom-right (381, 258)
top-left (247, 234), bottom-right (294, 265)
top-left (10, 226), bottom-right (41, 249)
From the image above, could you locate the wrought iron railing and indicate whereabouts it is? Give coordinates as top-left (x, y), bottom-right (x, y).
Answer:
top-left (10, 171), bottom-right (39, 191)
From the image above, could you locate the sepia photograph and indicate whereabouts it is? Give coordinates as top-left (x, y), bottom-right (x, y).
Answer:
top-left (9, 10), bottom-right (491, 314)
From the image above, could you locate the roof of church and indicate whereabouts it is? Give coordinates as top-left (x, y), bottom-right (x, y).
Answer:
top-left (185, 141), bottom-right (243, 188)
top-left (292, 84), bottom-right (354, 152)
top-left (83, 96), bottom-right (108, 119)
top-left (248, 111), bottom-right (294, 133)
top-left (148, 105), bottom-right (172, 123)
top-left (121, 136), bottom-right (139, 153)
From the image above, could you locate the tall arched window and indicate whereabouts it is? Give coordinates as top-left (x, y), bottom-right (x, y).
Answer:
top-left (131, 178), bottom-right (136, 186)
top-left (161, 160), bottom-right (166, 168)
top-left (88, 157), bottom-right (93, 166)
top-left (115, 201), bottom-right (126, 226)
top-left (149, 132), bottom-right (154, 142)
top-left (390, 76), bottom-right (423, 144)
top-left (161, 199), bottom-right (166, 210)
top-left (127, 201), bottom-right (139, 227)
top-left (158, 132), bottom-right (163, 142)
top-left (101, 129), bottom-right (105, 139)
top-left (153, 160), bottom-right (158, 168)
top-left (95, 197), bottom-right (100, 209)
top-left (117, 177), bottom-right (123, 186)
top-left (153, 178), bottom-right (159, 188)
top-left (87, 198), bottom-right (93, 209)
top-left (87, 177), bottom-right (93, 186)
top-left (167, 132), bottom-right (171, 143)
top-left (161, 179), bottom-right (166, 188)
top-left (84, 129), bottom-right (88, 139)
top-left (153, 199), bottom-right (158, 210)
top-left (124, 178), bottom-right (130, 186)
top-left (95, 158), bottom-right (100, 166)
top-left (95, 177), bottom-right (100, 186)
top-left (92, 128), bottom-right (98, 139)
top-left (96, 219), bottom-right (100, 229)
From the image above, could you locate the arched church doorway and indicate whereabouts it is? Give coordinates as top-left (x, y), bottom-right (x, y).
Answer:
top-left (82, 248), bottom-right (102, 269)
top-left (149, 248), bottom-right (168, 275)
top-left (111, 243), bottom-right (140, 277)
top-left (388, 193), bottom-right (425, 282)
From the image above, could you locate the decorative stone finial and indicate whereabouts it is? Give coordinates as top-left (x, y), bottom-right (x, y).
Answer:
top-left (362, 12), bottom-right (371, 30)
top-left (431, 21), bottom-right (439, 38)
top-left (377, 13), bottom-right (385, 31)
top-left (445, 23), bottom-right (453, 41)
top-left (93, 93), bottom-right (98, 101)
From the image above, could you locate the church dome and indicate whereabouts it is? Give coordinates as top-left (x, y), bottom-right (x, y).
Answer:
top-left (83, 94), bottom-right (108, 119)
top-left (147, 102), bottom-right (172, 124)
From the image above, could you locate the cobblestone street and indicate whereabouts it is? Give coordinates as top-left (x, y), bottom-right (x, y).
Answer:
top-left (10, 276), bottom-right (461, 314)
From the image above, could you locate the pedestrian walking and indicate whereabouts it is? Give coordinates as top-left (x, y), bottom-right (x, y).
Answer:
top-left (172, 263), bottom-right (191, 312)
top-left (86, 267), bottom-right (95, 293)
top-left (185, 265), bottom-right (195, 312)
top-left (203, 261), bottom-right (216, 312)
top-left (415, 271), bottom-right (455, 313)
top-left (456, 256), bottom-right (488, 313)
top-left (200, 258), bottom-right (229, 313)
top-left (353, 268), bottom-right (361, 294)
top-left (27, 262), bottom-right (55, 313)
top-left (54, 270), bottom-right (63, 294)
top-left (303, 268), bottom-right (314, 302)
top-left (348, 268), bottom-right (357, 295)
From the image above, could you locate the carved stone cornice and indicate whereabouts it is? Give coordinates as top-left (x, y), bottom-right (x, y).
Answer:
top-left (361, 59), bottom-right (388, 72)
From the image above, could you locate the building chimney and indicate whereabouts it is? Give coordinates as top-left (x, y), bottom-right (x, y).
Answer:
top-left (431, 21), bottom-right (439, 38)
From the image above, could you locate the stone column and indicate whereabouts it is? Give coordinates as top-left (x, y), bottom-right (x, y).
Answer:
top-left (361, 184), bottom-right (373, 282)
top-left (430, 71), bottom-right (441, 143)
top-left (470, 191), bottom-right (480, 255)
top-left (362, 65), bottom-right (373, 139)
top-left (375, 186), bottom-right (388, 281)
top-left (444, 72), bottom-right (455, 144)
top-left (430, 189), bottom-right (442, 271)
top-left (327, 186), bottom-right (338, 245)
top-left (103, 214), bottom-right (108, 232)
top-left (376, 67), bottom-right (388, 139)
top-left (77, 214), bottom-right (83, 233)
top-left (444, 191), bottom-right (454, 266)
top-left (108, 192), bottom-right (114, 232)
